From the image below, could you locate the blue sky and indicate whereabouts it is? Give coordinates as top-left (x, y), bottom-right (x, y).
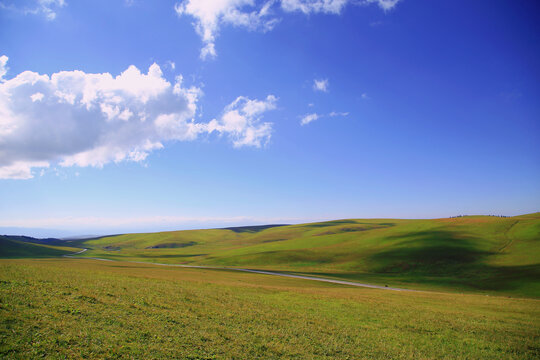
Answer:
top-left (0, 0), bottom-right (539, 236)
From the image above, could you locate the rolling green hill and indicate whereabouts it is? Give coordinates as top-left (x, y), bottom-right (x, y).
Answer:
top-left (74, 213), bottom-right (540, 297)
top-left (2, 215), bottom-right (539, 358)
top-left (0, 237), bottom-right (80, 258)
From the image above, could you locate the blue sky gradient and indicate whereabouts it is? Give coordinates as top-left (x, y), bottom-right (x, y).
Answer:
top-left (0, 0), bottom-right (538, 236)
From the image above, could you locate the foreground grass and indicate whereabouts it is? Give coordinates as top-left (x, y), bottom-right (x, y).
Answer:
top-left (76, 213), bottom-right (540, 297)
top-left (1, 258), bottom-right (539, 359)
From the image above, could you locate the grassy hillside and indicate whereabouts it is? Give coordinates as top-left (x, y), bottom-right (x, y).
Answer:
top-left (1, 258), bottom-right (538, 359)
top-left (0, 237), bottom-right (80, 259)
top-left (76, 213), bottom-right (540, 297)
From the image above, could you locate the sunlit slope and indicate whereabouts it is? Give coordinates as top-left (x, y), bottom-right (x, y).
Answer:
top-left (0, 237), bottom-right (80, 258)
top-left (80, 214), bottom-right (540, 296)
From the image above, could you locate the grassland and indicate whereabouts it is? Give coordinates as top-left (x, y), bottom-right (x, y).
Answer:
top-left (75, 213), bottom-right (540, 297)
top-left (1, 258), bottom-right (539, 359)
top-left (1, 214), bottom-right (539, 358)
top-left (0, 237), bottom-right (79, 259)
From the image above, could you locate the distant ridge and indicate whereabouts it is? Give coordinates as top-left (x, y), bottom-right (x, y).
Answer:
top-left (0, 235), bottom-right (63, 246)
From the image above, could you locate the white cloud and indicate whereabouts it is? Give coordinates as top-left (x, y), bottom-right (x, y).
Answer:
top-left (361, 92), bottom-right (370, 99)
top-left (279, 0), bottom-right (400, 14)
top-left (30, 92), bottom-right (44, 102)
top-left (300, 110), bottom-right (347, 125)
top-left (208, 95), bottom-right (277, 147)
top-left (37, 0), bottom-right (65, 20)
top-left (175, 0), bottom-right (279, 60)
top-left (281, 0), bottom-right (347, 14)
top-left (0, 56), bottom-right (277, 179)
top-left (300, 112), bottom-right (319, 125)
top-left (313, 78), bottom-right (328, 92)
top-left (0, 161), bottom-right (50, 180)
top-left (175, 0), bottom-right (399, 59)
top-left (0, 55), bottom-right (8, 80)
top-left (283, 0), bottom-right (398, 13)
top-left (0, 0), bottom-right (66, 21)
top-left (329, 111), bottom-right (348, 117)
top-left (364, 0), bottom-right (400, 11)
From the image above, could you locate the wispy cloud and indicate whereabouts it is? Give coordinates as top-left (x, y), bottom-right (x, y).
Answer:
top-left (280, 0), bottom-right (399, 14)
top-left (300, 110), bottom-right (348, 125)
top-left (364, 0), bottom-right (400, 11)
top-left (300, 113), bottom-right (320, 125)
top-left (329, 111), bottom-right (349, 117)
top-left (0, 0), bottom-right (66, 21)
top-left (175, 0), bottom-right (279, 60)
top-left (174, 0), bottom-right (400, 59)
top-left (0, 55), bottom-right (8, 79)
top-left (313, 78), bottom-right (329, 92)
top-left (281, 0), bottom-right (347, 14)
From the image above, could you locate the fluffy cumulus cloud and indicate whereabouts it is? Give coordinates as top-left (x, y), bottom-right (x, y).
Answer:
top-left (175, 0), bottom-right (399, 59)
top-left (0, 56), bottom-right (277, 179)
top-left (208, 95), bottom-right (277, 147)
top-left (0, 0), bottom-right (66, 21)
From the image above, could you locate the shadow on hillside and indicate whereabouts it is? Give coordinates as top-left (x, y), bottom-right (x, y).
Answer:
top-left (368, 230), bottom-right (492, 273)
top-left (302, 220), bottom-right (360, 229)
top-left (314, 224), bottom-right (395, 236)
top-left (282, 264), bottom-right (540, 294)
top-left (358, 229), bottom-right (539, 293)
top-left (145, 241), bottom-right (197, 249)
top-left (304, 221), bottom-right (397, 230)
top-left (215, 249), bottom-right (335, 266)
top-left (238, 229), bottom-right (540, 295)
top-left (136, 253), bottom-right (208, 258)
top-left (223, 224), bottom-right (288, 233)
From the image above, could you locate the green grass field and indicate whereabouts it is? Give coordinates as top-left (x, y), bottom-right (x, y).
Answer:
top-left (1, 214), bottom-right (539, 358)
top-left (1, 258), bottom-right (539, 359)
top-left (73, 213), bottom-right (540, 297)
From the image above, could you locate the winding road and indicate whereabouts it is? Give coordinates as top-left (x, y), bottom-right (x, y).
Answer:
top-left (64, 248), bottom-right (415, 292)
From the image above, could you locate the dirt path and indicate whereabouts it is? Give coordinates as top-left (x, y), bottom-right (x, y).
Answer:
top-left (64, 248), bottom-right (88, 256)
top-left (499, 220), bottom-right (519, 252)
top-left (64, 249), bottom-right (416, 292)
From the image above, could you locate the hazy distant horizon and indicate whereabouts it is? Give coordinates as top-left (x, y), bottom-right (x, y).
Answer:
top-left (3, 210), bottom-right (537, 239)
